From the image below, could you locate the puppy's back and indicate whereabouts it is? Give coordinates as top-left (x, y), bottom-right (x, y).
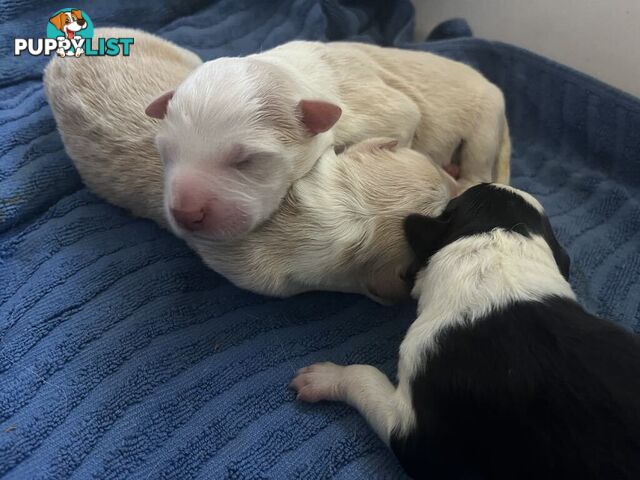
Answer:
top-left (325, 42), bottom-right (511, 184)
top-left (393, 297), bottom-right (640, 479)
top-left (43, 28), bottom-right (202, 225)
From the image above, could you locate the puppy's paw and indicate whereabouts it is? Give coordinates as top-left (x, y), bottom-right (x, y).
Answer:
top-left (290, 362), bottom-right (345, 403)
top-left (74, 47), bottom-right (84, 57)
top-left (56, 48), bottom-right (66, 58)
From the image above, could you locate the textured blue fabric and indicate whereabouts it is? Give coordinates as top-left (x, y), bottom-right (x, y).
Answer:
top-left (425, 17), bottom-right (473, 41)
top-left (1, 2), bottom-right (639, 479)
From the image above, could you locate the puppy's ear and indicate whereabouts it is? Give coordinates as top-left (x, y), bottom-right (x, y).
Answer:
top-left (71, 9), bottom-right (83, 20)
top-left (404, 213), bottom-right (449, 259)
top-left (368, 138), bottom-right (399, 151)
top-left (298, 100), bottom-right (342, 135)
top-left (374, 139), bottom-right (398, 151)
top-left (145, 91), bottom-right (174, 119)
top-left (49, 13), bottom-right (65, 31)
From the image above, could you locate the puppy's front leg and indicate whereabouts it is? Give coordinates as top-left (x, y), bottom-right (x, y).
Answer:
top-left (291, 362), bottom-right (399, 444)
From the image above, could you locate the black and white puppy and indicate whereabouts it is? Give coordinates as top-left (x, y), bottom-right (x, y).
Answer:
top-left (291, 183), bottom-right (640, 479)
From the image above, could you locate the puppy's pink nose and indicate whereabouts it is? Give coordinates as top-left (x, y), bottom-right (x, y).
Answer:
top-left (170, 172), bottom-right (212, 231)
top-left (170, 207), bottom-right (206, 231)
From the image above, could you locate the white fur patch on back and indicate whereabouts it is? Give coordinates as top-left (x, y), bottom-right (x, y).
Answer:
top-left (398, 230), bottom-right (575, 388)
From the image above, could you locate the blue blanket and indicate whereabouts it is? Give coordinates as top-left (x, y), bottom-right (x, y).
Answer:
top-left (1, 1), bottom-right (639, 478)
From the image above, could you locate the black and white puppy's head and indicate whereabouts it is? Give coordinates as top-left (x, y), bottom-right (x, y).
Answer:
top-left (404, 183), bottom-right (570, 283)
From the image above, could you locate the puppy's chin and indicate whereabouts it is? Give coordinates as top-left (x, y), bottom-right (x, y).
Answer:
top-left (177, 218), bottom-right (254, 243)
top-left (164, 209), bottom-right (255, 243)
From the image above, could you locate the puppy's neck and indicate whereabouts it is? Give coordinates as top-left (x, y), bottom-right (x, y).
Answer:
top-left (412, 230), bottom-right (576, 322)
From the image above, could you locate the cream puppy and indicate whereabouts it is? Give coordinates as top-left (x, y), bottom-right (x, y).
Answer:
top-left (148, 41), bottom-right (510, 241)
top-left (44, 29), bottom-right (453, 301)
top-left (44, 28), bottom-right (203, 224)
top-left (195, 138), bottom-right (452, 301)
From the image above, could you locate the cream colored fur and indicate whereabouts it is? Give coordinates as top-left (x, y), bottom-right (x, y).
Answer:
top-left (44, 29), bottom-right (506, 299)
top-left (192, 140), bottom-right (451, 300)
top-left (44, 28), bottom-right (202, 225)
top-left (291, 41), bottom-right (511, 185)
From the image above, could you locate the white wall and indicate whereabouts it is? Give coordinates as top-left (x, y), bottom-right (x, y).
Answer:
top-left (412, 0), bottom-right (640, 98)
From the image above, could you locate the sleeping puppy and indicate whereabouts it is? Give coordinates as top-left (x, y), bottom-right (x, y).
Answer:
top-left (44, 28), bottom-right (455, 301)
top-left (148, 40), bottom-right (510, 242)
top-left (291, 184), bottom-right (640, 479)
top-left (185, 138), bottom-right (454, 302)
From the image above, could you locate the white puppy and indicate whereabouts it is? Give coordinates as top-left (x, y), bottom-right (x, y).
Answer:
top-left (148, 41), bottom-right (510, 242)
top-left (44, 29), bottom-right (493, 300)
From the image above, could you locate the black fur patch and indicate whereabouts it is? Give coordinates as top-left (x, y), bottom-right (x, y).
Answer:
top-left (390, 296), bottom-right (640, 480)
top-left (403, 184), bottom-right (570, 285)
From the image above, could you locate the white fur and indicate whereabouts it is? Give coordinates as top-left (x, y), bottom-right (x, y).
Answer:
top-left (159, 52), bottom-right (339, 239)
top-left (400, 231), bottom-right (575, 380)
top-left (189, 144), bottom-right (451, 300)
top-left (290, 362), bottom-right (409, 444)
top-left (293, 212), bottom-right (576, 446)
top-left (160, 40), bottom-right (510, 241)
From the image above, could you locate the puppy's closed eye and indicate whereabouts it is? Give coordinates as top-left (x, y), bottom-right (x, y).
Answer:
top-left (234, 156), bottom-right (254, 170)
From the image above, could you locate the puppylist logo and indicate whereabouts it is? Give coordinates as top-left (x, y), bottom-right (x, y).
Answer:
top-left (14, 8), bottom-right (134, 58)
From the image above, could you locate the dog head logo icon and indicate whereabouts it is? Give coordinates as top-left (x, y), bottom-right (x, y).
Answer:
top-left (46, 8), bottom-right (94, 57)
